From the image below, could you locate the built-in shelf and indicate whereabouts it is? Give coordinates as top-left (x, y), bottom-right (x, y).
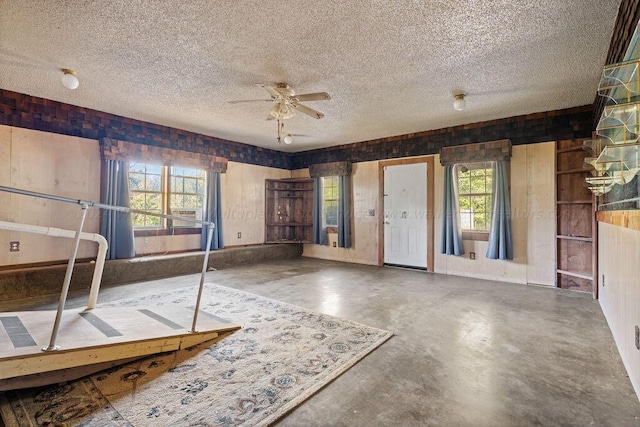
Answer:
top-left (556, 139), bottom-right (596, 295)
top-left (556, 200), bottom-right (593, 205)
top-left (265, 178), bottom-right (314, 243)
top-left (556, 235), bottom-right (593, 242)
top-left (556, 168), bottom-right (589, 175)
top-left (556, 269), bottom-right (594, 281)
top-left (266, 188), bottom-right (313, 192)
top-left (598, 59), bottom-right (640, 104)
top-left (267, 222), bottom-right (313, 227)
top-left (557, 146), bottom-right (588, 154)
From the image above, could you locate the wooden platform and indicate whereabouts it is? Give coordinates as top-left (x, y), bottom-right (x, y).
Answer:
top-left (0, 306), bottom-right (240, 390)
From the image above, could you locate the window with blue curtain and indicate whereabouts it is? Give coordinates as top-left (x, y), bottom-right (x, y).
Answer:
top-left (310, 162), bottom-right (352, 248)
top-left (439, 140), bottom-right (513, 260)
top-left (201, 171), bottom-right (224, 250)
top-left (100, 159), bottom-right (136, 260)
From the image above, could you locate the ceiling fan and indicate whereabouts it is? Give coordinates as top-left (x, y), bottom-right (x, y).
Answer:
top-left (229, 83), bottom-right (331, 144)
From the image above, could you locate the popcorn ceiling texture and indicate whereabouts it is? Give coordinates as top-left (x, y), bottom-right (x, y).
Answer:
top-left (0, 0), bottom-right (621, 153)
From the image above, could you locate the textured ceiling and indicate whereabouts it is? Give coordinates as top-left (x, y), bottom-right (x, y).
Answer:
top-left (0, 1), bottom-right (621, 153)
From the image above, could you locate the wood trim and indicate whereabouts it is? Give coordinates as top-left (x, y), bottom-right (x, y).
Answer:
top-left (556, 146), bottom-right (586, 154)
top-left (439, 139), bottom-right (511, 166)
top-left (556, 235), bottom-right (593, 242)
top-left (101, 138), bottom-right (228, 172)
top-left (309, 161), bottom-right (352, 177)
top-left (597, 210), bottom-right (640, 232)
top-left (0, 258), bottom-right (95, 272)
top-left (557, 269), bottom-right (594, 281)
top-left (556, 200), bottom-right (593, 205)
top-left (378, 156), bottom-right (434, 272)
top-left (134, 227), bottom-right (201, 237)
top-left (462, 231), bottom-right (489, 241)
top-left (556, 168), bottom-right (589, 175)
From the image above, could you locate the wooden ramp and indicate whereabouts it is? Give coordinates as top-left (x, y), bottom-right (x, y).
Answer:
top-left (0, 306), bottom-right (240, 391)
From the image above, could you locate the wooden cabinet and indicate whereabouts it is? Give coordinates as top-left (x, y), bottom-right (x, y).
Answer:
top-left (265, 178), bottom-right (314, 243)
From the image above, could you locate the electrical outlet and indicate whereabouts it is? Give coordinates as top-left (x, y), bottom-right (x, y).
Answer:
top-left (332, 241), bottom-right (337, 247)
top-left (368, 209), bottom-right (376, 216)
top-left (469, 252), bottom-right (476, 260)
top-left (9, 241), bottom-right (19, 252)
top-left (237, 232), bottom-right (241, 239)
top-left (601, 274), bottom-right (605, 287)
top-left (636, 325), bottom-right (639, 350)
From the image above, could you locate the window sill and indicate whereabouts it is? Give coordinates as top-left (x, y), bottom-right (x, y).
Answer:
top-left (134, 227), bottom-right (202, 237)
top-left (462, 231), bottom-right (489, 241)
top-left (325, 226), bottom-right (338, 234)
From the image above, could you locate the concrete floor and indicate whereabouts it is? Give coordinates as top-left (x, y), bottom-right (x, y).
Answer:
top-left (3, 258), bottom-right (640, 426)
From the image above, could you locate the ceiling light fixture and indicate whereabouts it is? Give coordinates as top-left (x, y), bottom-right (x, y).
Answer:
top-left (276, 118), bottom-right (294, 144)
top-left (270, 102), bottom-right (295, 120)
top-left (60, 68), bottom-right (79, 90)
top-left (453, 93), bottom-right (466, 111)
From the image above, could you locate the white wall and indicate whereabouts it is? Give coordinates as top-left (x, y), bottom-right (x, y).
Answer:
top-left (222, 161), bottom-right (291, 246)
top-left (300, 161), bottom-right (380, 265)
top-left (135, 161), bottom-right (290, 254)
top-left (0, 123), bottom-right (556, 283)
top-left (0, 125), bottom-right (102, 265)
top-left (434, 143), bottom-right (556, 285)
top-left (598, 222), bottom-right (640, 398)
top-left (300, 143), bottom-right (556, 285)
top-left (0, 125), bottom-right (292, 265)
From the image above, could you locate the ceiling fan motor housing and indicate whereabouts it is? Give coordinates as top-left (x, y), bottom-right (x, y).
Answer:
top-left (275, 83), bottom-right (295, 97)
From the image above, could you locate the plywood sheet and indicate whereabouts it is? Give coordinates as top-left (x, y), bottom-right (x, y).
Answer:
top-left (0, 306), bottom-right (239, 381)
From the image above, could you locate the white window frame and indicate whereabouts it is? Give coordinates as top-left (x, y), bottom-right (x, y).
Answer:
top-left (322, 176), bottom-right (339, 228)
top-left (129, 162), bottom-right (206, 230)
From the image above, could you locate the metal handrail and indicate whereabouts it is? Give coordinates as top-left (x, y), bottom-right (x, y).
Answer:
top-left (0, 220), bottom-right (108, 310)
top-left (0, 185), bottom-right (215, 351)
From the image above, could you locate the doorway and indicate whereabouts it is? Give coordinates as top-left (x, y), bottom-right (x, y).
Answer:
top-left (379, 158), bottom-right (434, 270)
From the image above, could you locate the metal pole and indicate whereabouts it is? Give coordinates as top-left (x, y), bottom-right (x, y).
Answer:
top-left (0, 185), bottom-right (215, 226)
top-left (43, 203), bottom-right (89, 351)
top-left (191, 224), bottom-right (214, 332)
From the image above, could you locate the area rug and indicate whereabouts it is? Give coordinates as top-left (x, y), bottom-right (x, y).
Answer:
top-left (0, 284), bottom-right (392, 426)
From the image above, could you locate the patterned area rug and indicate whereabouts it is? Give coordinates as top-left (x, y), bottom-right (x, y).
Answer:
top-left (0, 284), bottom-right (392, 426)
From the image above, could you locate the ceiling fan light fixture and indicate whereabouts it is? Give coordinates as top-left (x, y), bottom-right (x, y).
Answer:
top-left (270, 102), bottom-right (295, 120)
top-left (453, 93), bottom-right (466, 111)
top-left (283, 134), bottom-right (293, 145)
top-left (61, 68), bottom-right (79, 90)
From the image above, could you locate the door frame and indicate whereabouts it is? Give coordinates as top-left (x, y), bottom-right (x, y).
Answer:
top-left (378, 156), bottom-right (434, 271)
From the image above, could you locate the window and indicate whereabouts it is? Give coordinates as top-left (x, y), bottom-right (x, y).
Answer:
top-left (129, 163), bottom-right (163, 228)
top-left (129, 162), bottom-right (205, 230)
top-left (323, 176), bottom-right (339, 227)
top-left (457, 163), bottom-right (492, 232)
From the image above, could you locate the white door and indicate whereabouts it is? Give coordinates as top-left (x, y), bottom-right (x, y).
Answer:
top-left (383, 163), bottom-right (428, 268)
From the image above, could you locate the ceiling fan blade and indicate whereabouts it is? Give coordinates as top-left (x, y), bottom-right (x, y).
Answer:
top-left (291, 102), bottom-right (325, 119)
top-left (292, 92), bottom-right (331, 102)
top-left (266, 115), bottom-right (275, 121)
top-left (256, 84), bottom-right (281, 99)
top-left (228, 99), bottom-right (272, 104)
